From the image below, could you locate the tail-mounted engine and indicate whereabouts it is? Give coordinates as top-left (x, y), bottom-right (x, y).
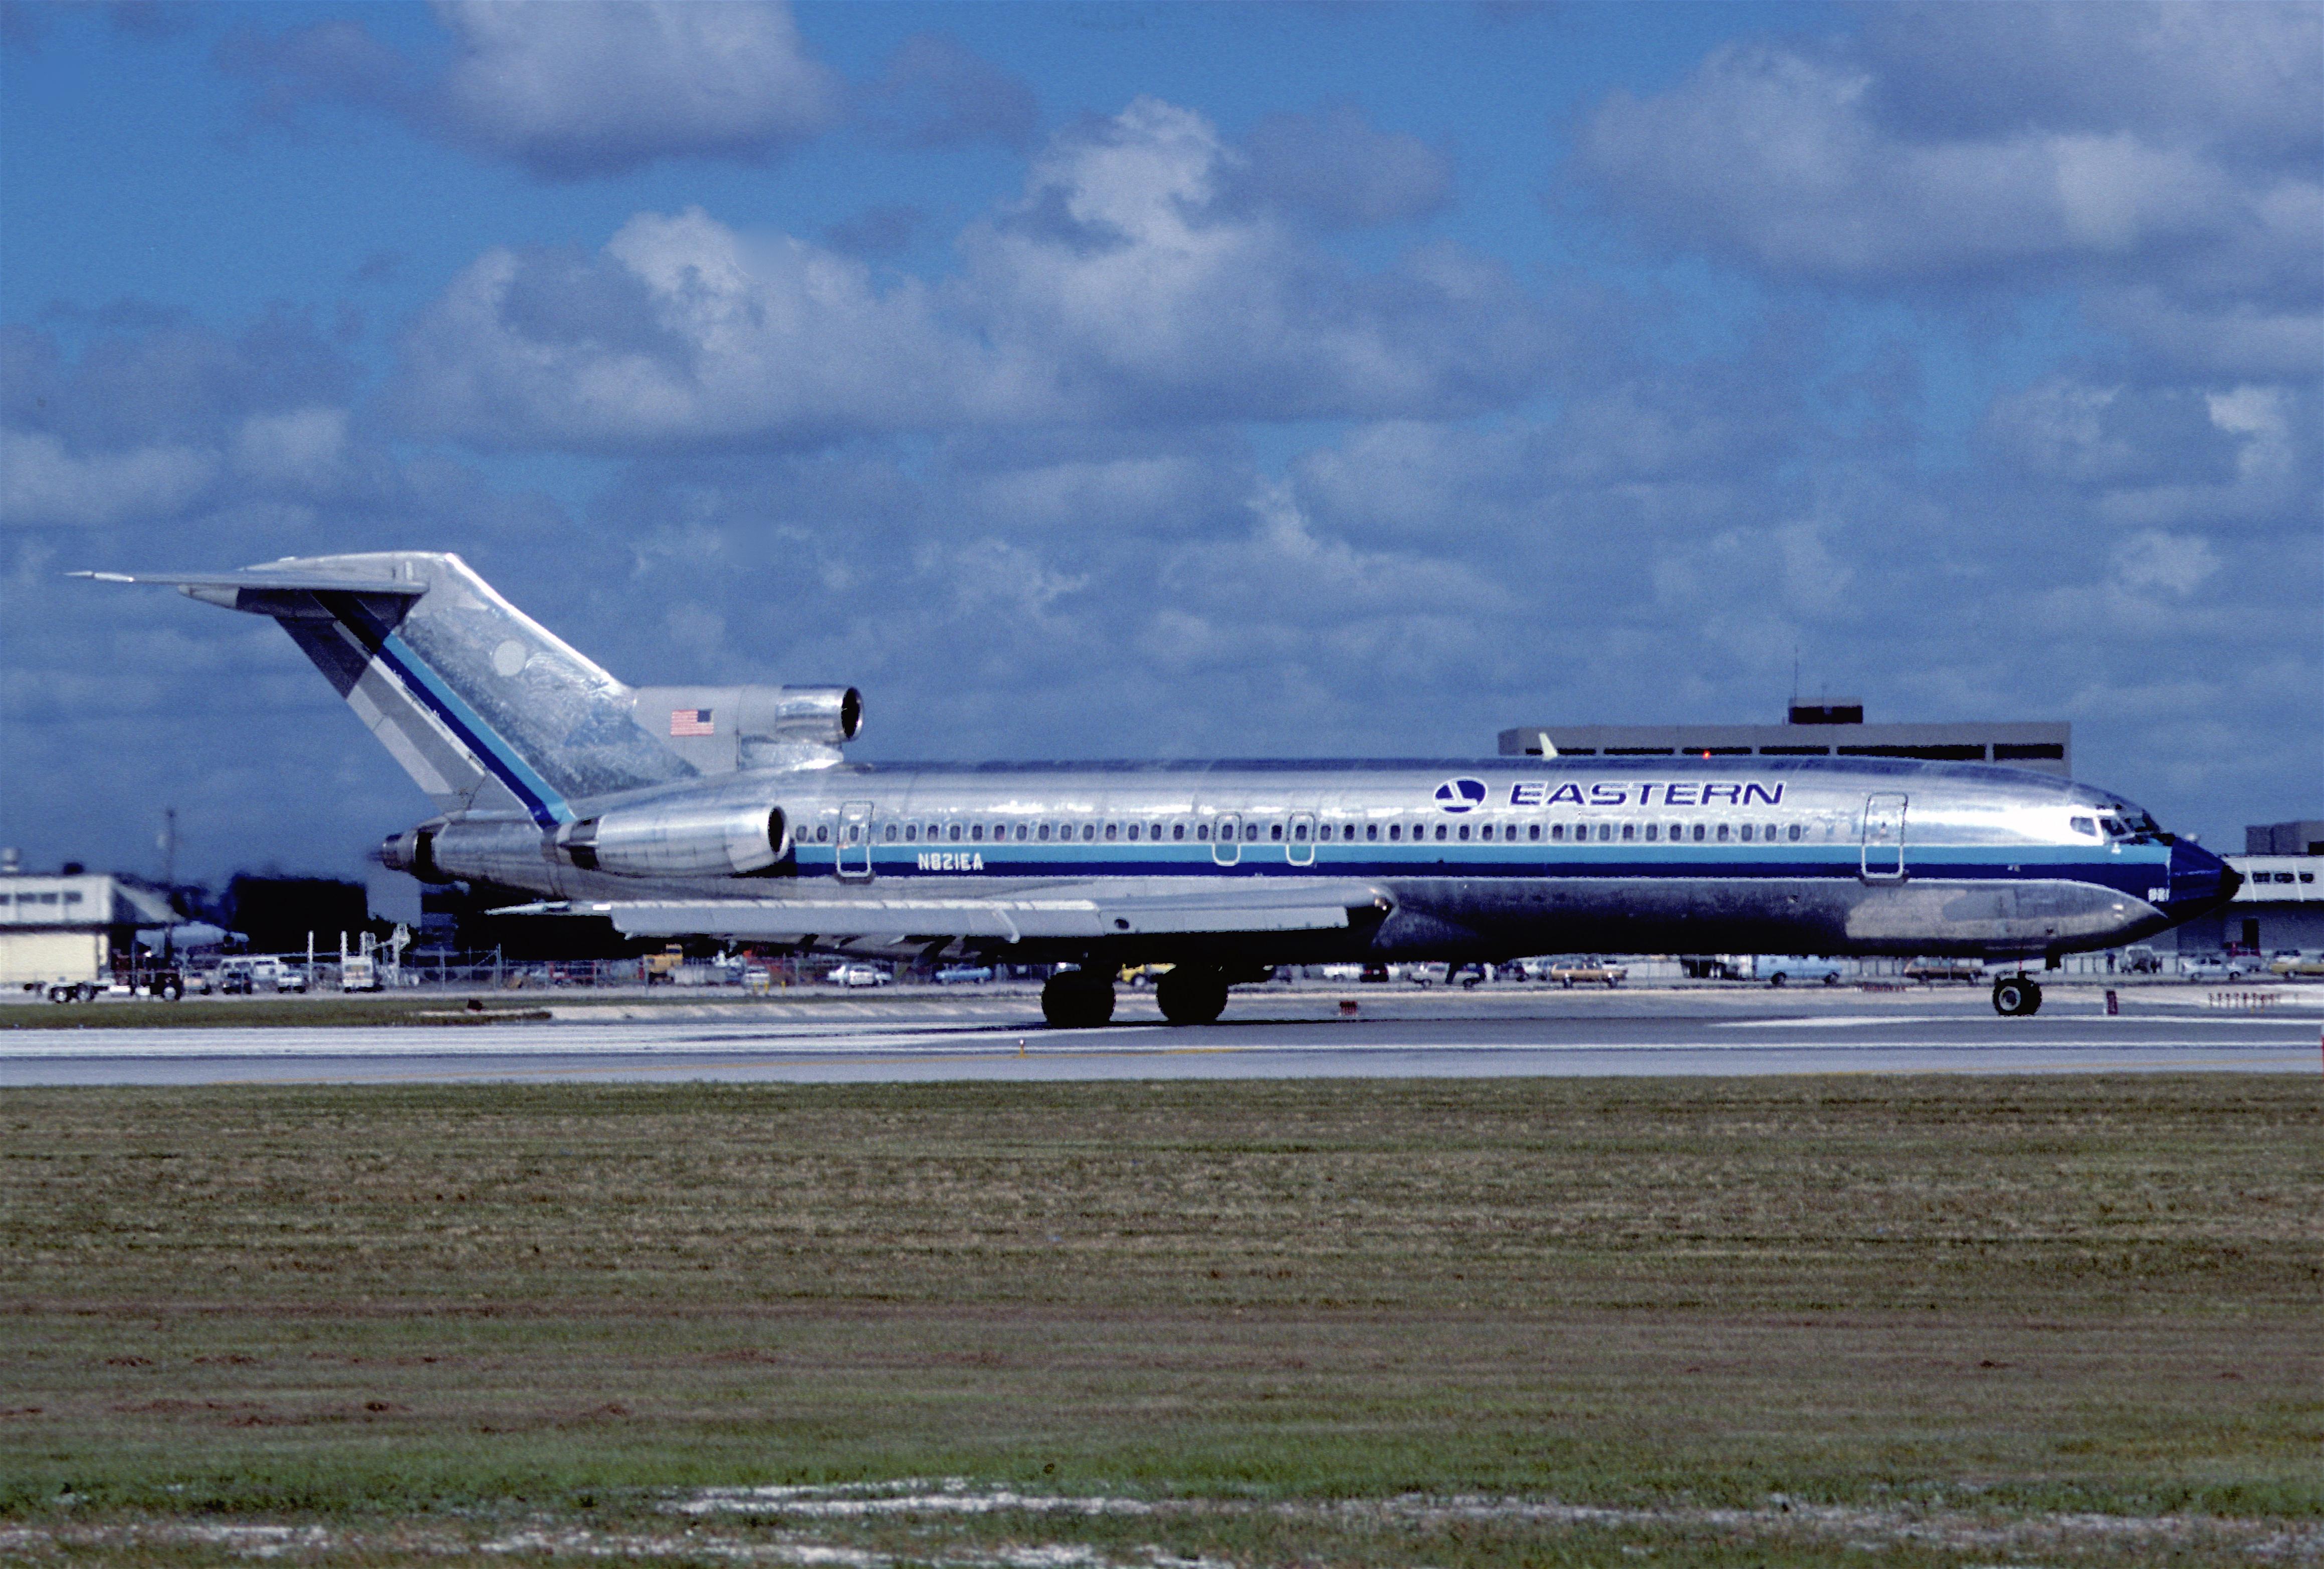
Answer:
top-left (386, 802), bottom-right (789, 886)
top-left (558, 801), bottom-right (788, 878)
top-left (630, 684), bottom-right (862, 772)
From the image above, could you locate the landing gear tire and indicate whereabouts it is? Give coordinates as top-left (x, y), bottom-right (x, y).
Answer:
top-left (1768, 972), bottom-right (1788, 988)
top-left (1992, 975), bottom-right (2043, 1016)
top-left (1155, 966), bottom-right (1228, 1026)
top-left (1040, 970), bottom-right (1116, 1030)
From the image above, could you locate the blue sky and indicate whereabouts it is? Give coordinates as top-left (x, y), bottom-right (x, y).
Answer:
top-left (2, 0), bottom-right (2317, 903)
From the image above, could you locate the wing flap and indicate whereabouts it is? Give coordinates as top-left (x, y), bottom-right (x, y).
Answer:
top-left (503, 878), bottom-right (1390, 943)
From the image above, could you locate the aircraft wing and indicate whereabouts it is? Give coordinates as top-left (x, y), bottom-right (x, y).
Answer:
top-left (501, 877), bottom-right (1392, 943)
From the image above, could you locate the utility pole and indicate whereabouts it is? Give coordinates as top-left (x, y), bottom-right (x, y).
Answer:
top-left (160, 807), bottom-right (178, 889)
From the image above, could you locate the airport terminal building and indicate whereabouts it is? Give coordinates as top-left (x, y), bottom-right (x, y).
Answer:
top-left (1497, 702), bottom-right (2071, 776)
top-left (2177, 819), bottom-right (2324, 956)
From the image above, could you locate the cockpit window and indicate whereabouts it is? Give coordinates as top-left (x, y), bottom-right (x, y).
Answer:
top-left (2070, 816), bottom-right (2098, 837)
top-left (2100, 816), bottom-right (2129, 838)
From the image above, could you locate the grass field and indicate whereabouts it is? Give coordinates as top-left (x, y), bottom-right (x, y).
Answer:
top-left (2, 1075), bottom-right (2317, 1565)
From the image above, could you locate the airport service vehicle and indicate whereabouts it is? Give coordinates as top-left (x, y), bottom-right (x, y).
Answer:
top-left (2118, 945), bottom-right (2164, 975)
top-left (825, 963), bottom-right (890, 988)
top-left (1753, 955), bottom-right (1845, 987)
top-left (1548, 958), bottom-right (1626, 988)
top-left (86, 552), bottom-right (2243, 1026)
top-left (2182, 955), bottom-right (2262, 982)
top-left (932, 964), bottom-right (995, 984)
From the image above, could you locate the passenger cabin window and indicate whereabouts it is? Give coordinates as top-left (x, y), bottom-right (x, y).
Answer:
top-left (1692, 824), bottom-right (1705, 842)
top-left (1366, 824), bottom-right (1379, 841)
top-left (1787, 824), bottom-right (1802, 842)
top-left (1126, 823), bottom-right (1140, 841)
top-left (1245, 823), bottom-right (1260, 841)
top-left (815, 825), bottom-right (830, 842)
top-left (1085, 824), bottom-right (1098, 841)
top-left (1173, 823), bottom-right (1186, 841)
top-left (1151, 822), bottom-right (1163, 840)
top-left (1551, 824), bottom-right (1565, 841)
top-left (1195, 823), bottom-right (1210, 840)
top-left (1739, 824), bottom-right (1752, 842)
top-left (1716, 823), bottom-right (1731, 842)
top-left (971, 824), bottom-right (984, 841)
top-left (1529, 824), bottom-right (1541, 841)
top-left (1621, 824), bottom-right (1636, 841)
top-left (1645, 824), bottom-right (1658, 841)
top-left (1270, 823), bottom-right (1283, 841)
top-left (1104, 823), bottom-right (1118, 841)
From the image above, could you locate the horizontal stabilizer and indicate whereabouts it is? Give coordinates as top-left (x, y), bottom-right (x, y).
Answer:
top-left (72, 569), bottom-right (425, 597)
top-left (496, 877), bottom-right (1392, 943)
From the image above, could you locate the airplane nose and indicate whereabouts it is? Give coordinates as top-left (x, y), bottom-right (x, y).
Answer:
top-left (2167, 838), bottom-right (2240, 911)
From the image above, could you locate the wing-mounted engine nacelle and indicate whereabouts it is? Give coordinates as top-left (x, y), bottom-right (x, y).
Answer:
top-left (631, 684), bottom-right (863, 773)
top-left (557, 800), bottom-right (789, 878)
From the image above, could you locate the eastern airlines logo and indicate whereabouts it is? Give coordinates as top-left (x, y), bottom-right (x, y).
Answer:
top-left (1434, 778), bottom-right (1489, 812)
top-left (1506, 780), bottom-right (1786, 807)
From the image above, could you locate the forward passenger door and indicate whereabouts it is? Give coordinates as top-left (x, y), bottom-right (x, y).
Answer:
top-left (1860, 793), bottom-right (1907, 882)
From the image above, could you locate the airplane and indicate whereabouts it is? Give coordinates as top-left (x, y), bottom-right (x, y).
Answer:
top-left (81, 551), bottom-right (2241, 1024)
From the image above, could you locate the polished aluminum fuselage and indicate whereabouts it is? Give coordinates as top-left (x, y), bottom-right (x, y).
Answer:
top-left (433, 755), bottom-right (2227, 966)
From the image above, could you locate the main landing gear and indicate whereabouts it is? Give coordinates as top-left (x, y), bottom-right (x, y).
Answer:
top-left (1991, 973), bottom-right (2044, 1016)
top-left (1040, 968), bottom-right (1116, 1030)
top-left (1040, 964), bottom-right (1236, 1028)
top-left (1154, 965), bottom-right (1228, 1026)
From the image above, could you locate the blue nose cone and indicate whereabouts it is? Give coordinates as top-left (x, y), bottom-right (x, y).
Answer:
top-left (2166, 838), bottom-right (2241, 914)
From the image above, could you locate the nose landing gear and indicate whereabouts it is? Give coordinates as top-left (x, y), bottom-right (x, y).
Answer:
top-left (1992, 974), bottom-right (2044, 1016)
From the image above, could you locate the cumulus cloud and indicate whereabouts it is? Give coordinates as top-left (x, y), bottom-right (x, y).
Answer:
top-left (221, 0), bottom-right (843, 179)
top-left (0, 429), bottom-right (217, 529)
top-left (432, 0), bottom-right (841, 177)
top-left (1575, 6), bottom-right (2321, 378)
top-left (390, 99), bottom-right (1555, 450)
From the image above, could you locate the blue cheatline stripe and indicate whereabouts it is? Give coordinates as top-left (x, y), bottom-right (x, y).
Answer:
top-left (372, 632), bottom-right (573, 827)
top-left (825, 848), bottom-right (2164, 890)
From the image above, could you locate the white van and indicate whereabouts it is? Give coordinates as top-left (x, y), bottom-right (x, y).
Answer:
top-left (1752, 955), bottom-right (1846, 987)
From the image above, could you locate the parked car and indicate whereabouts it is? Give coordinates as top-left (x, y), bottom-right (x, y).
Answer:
top-left (1316, 963), bottom-right (1367, 982)
top-left (2266, 951), bottom-right (2324, 979)
top-left (1752, 955), bottom-right (1845, 987)
top-left (932, 964), bottom-right (994, 985)
top-left (1904, 958), bottom-right (1985, 985)
top-left (2183, 955), bottom-right (2263, 982)
top-left (1548, 958), bottom-right (1626, 988)
top-left (825, 963), bottom-right (891, 988)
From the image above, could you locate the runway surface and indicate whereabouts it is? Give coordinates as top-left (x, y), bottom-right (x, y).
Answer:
top-left (6, 985), bottom-right (2318, 1084)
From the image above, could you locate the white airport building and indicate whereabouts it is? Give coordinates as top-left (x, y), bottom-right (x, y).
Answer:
top-left (0, 870), bottom-right (177, 987)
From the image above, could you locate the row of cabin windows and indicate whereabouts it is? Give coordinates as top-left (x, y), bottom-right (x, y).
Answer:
top-left (826, 818), bottom-right (1814, 846)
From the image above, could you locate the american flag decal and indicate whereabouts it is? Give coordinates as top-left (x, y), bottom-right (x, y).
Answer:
top-left (670, 708), bottom-right (714, 737)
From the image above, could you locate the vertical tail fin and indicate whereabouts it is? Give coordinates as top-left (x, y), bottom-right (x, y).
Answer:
top-left (87, 552), bottom-right (693, 823)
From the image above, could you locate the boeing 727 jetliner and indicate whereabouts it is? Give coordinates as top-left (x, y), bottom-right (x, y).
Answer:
top-left (83, 552), bottom-right (2240, 1025)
